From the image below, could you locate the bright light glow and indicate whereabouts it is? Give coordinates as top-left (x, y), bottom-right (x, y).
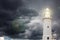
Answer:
top-left (0, 37), bottom-right (4, 40)
top-left (46, 8), bottom-right (49, 11)
top-left (44, 8), bottom-right (51, 18)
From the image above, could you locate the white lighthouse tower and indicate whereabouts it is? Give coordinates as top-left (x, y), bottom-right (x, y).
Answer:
top-left (42, 8), bottom-right (52, 40)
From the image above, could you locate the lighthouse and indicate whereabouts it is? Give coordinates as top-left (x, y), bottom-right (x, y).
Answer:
top-left (42, 8), bottom-right (52, 40)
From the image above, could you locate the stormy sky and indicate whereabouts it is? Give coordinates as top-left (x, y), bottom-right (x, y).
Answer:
top-left (0, 0), bottom-right (25, 35)
top-left (0, 0), bottom-right (60, 40)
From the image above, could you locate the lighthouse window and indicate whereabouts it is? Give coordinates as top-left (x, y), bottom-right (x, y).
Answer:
top-left (47, 26), bottom-right (49, 28)
top-left (47, 37), bottom-right (49, 39)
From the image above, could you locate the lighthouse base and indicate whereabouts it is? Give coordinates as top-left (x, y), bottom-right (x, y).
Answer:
top-left (42, 35), bottom-right (52, 40)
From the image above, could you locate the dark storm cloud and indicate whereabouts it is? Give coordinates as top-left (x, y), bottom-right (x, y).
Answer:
top-left (0, 0), bottom-right (27, 35)
top-left (0, 0), bottom-right (39, 38)
top-left (18, 8), bottom-right (38, 17)
top-left (0, 0), bottom-right (24, 36)
top-left (52, 0), bottom-right (60, 39)
top-left (7, 9), bottom-right (39, 38)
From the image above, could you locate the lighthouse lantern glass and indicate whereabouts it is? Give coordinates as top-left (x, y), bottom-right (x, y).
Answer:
top-left (44, 8), bottom-right (51, 18)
